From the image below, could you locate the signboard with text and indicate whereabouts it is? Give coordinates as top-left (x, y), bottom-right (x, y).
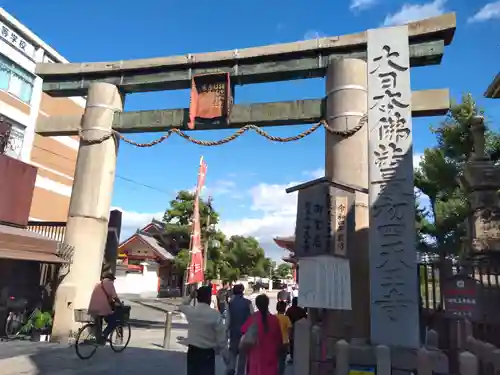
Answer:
top-left (443, 274), bottom-right (482, 321)
top-left (294, 181), bottom-right (354, 258)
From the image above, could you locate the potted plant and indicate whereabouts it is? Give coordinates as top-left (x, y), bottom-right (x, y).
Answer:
top-left (21, 310), bottom-right (53, 342)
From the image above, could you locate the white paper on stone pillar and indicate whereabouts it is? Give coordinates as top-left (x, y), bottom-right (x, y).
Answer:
top-left (297, 255), bottom-right (351, 310)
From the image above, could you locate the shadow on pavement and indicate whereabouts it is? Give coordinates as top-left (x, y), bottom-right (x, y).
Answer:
top-left (16, 345), bottom-right (196, 375)
top-left (129, 318), bottom-right (187, 330)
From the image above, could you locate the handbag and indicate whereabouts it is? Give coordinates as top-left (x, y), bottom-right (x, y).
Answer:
top-left (239, 315), bottom-right (258, 350)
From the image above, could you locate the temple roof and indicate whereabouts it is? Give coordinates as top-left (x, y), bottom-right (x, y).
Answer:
top-left (119, 221), bottom-right (178, 261)
top-left (137, 234), bottom-right (173, 260)
top-left (485, 73), bottom-right (500, 99)
top-left (273, 236), bottom-right (295, 250)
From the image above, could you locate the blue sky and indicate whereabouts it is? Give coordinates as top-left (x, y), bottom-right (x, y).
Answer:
top-left (5, 0), bottom-right (500, 260)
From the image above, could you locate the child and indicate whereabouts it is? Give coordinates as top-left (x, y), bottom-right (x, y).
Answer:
top-left (276, 301), bottom-right (292, 375)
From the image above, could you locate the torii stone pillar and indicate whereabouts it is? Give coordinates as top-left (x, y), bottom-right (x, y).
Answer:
top-left (324, 58), bottom-right (370, 341)
top-left (51, 82), bottom-right (123, 342)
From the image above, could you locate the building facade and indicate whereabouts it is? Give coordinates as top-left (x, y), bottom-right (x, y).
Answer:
top-left (0, 8), bottom-right (83, 222)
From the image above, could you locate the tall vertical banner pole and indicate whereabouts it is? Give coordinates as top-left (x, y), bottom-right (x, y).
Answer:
top-left (187, 156), bottom-right (208, 286)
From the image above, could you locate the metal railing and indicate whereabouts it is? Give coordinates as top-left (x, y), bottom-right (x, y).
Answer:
top-left (27, 221), bottom-right (67, 242)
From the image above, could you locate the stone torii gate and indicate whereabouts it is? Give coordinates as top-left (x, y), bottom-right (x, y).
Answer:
top-left (35, 14), bottom-right (456, 343)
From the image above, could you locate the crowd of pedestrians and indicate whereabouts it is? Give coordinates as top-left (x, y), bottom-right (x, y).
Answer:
top-left (179, 283), bottom-right (307, 375)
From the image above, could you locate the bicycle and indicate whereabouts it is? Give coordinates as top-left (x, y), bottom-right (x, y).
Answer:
top-left (4, 297), bottom-right (34, 339)
top-left (73, 305), bottom-right (132, 360)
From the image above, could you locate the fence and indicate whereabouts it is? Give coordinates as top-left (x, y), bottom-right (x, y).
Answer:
top-left (419, 261), bottom-right (500, 373)
top-left (27, 220), bottom-right (67, 242)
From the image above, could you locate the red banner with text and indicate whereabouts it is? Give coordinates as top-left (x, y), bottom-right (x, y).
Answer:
top-left (187, 156), bottom-right (208, 284)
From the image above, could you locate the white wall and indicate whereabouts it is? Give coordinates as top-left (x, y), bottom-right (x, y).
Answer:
top-left (115, 266), bottom-right (158, 298)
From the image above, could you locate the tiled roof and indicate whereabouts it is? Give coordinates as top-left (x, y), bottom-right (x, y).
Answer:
top-left (485, 73), bottom-right (500, 98)
top-left (137, 234), bottom-right (174, 260)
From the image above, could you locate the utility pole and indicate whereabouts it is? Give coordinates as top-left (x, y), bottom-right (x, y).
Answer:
top-left (269, 262), bottom-right (273, 292)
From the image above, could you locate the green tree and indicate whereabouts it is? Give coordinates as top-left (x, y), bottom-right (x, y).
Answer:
top-left (223, 235), bottom-right (268, 278)
top-left (274, 263), bottom-right (292, 279)
top-left (415, 94), bottom-right (500, 258)
top-left (163, 190), bottom-right (223, 280)
top-left (163, 191), bottom-right (270, 282)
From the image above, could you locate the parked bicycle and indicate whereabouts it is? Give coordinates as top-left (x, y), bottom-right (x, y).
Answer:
top-left (73, 305), bottom-right (131, 360)
top-left (4, 296), bottom-right (35, 339)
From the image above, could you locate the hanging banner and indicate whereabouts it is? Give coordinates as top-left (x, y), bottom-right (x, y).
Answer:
top-left (188, 72), bottom-right (233, 129)
top-left (187, 156), bottom-right (208, 284)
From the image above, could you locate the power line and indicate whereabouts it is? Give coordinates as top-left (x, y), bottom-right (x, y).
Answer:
top-left (32, 144), bottom-right (170, 194)
top-left (115, 175), bottom-right (170, 194)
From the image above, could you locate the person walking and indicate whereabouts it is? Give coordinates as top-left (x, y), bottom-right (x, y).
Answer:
top-left (277, 287), bottom-right (291, 306)
top-left (241, 294), bottom-right (282, 375)
top-left (226, 284), bottom-right (253, 375)
top-left (217, 282), bottom-right (230, 320)
top-left (276, 301), bottom-right (292, 375)
top-left (178, 286), bottom-right (227, 375)
top-left (285, 297), bottom-right (307, 363)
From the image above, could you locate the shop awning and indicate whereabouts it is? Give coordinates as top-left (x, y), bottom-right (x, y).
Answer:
top-left (0, 224), bottom-right (70, 264)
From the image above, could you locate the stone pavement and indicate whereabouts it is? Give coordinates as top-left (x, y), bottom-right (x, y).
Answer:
top-left (0, 299), bottom-right (293, 375)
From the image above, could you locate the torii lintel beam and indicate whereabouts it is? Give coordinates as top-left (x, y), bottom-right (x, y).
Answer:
top-left (36, 13), bottom-right (456, 97)
top-left (36, 89), bottom-right (450, 136)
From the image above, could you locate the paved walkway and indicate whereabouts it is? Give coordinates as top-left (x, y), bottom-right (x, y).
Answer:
top-left (0, 300), bottom-right (292, 375)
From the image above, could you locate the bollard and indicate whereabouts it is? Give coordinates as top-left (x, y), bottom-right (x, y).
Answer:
top-left (163, 311), bottom-right (173, 349)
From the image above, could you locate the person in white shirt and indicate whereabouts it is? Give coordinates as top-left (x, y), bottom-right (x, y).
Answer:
top-left (291, 285), bottom-right (299, 299)
top-left (179, 286), bottom-right (227, 375)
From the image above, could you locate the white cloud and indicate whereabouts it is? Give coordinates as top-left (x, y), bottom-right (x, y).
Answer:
top-left (468, 1), bottom-right (500, 23)
top-left (303, 30), bottom-right (327, 40)
top-left (383, 0), bottom-right (447, 26)
top-left (350, 0), bottom-right (377, 12)
top-left (303, 168), bottom-right (324, 179)
top-left (413, 152), bottom-right (424, 170)
top-left (219, 181), bottom-right (301, 261)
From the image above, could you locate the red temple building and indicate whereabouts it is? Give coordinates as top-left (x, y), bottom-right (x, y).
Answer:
top-left (117, 220), bottom-right (182, 297)
top-left (273, 235), bottom-right (298, 283)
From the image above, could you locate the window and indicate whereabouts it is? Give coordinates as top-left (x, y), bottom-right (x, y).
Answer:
top-left (0, 119), bottom-right (10, 154)
top-left (0, 117), bottom-right (24, 159)
top-left (0, 55), bottom-right (35, 104)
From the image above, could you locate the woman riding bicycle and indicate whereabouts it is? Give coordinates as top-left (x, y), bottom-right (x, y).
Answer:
top-left (88, 271), bottom-right (122, 344)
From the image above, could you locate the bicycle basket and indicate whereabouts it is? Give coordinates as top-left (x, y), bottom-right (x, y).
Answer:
top-left (74, 309), bottom-right (94, 323)
top-left (116, 305), bottom-right (131, 323)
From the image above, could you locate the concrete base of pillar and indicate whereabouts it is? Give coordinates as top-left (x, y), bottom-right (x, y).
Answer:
top-left (50, 283), bottom-right (76, 342)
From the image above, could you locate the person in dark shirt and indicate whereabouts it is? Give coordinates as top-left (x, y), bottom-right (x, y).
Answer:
top-left (226, 284), bottom-right (253, 375)
top-left (277, 287), bottom-right (291, 306)
top-left (285, 297), bottom-right (307, 363)
top-left (216, 282), bottom-right (230, 317)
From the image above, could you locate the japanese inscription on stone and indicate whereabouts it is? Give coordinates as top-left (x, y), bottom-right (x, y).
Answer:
top-left (367, 25), bottom-right (419, 348)
top-left (295, 183), bottom-right (332, 257)
top-left (334, 196), bottom-right (348, 256)
top-left (0, 21), bottom-right (36, 59)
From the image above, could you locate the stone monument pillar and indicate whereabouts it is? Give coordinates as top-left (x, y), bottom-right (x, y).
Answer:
top-left (463, 116), bottom-right (500, 258)
top-left (51, 82), bottom-right (123, 342)
top-left (324, 58), bottom-right (370, 340)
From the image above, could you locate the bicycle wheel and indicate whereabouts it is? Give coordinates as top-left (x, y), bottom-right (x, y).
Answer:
top-left (75, 323), bottom-right (99, 360)
top-left (109, 322), bottom-right (131, 353)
